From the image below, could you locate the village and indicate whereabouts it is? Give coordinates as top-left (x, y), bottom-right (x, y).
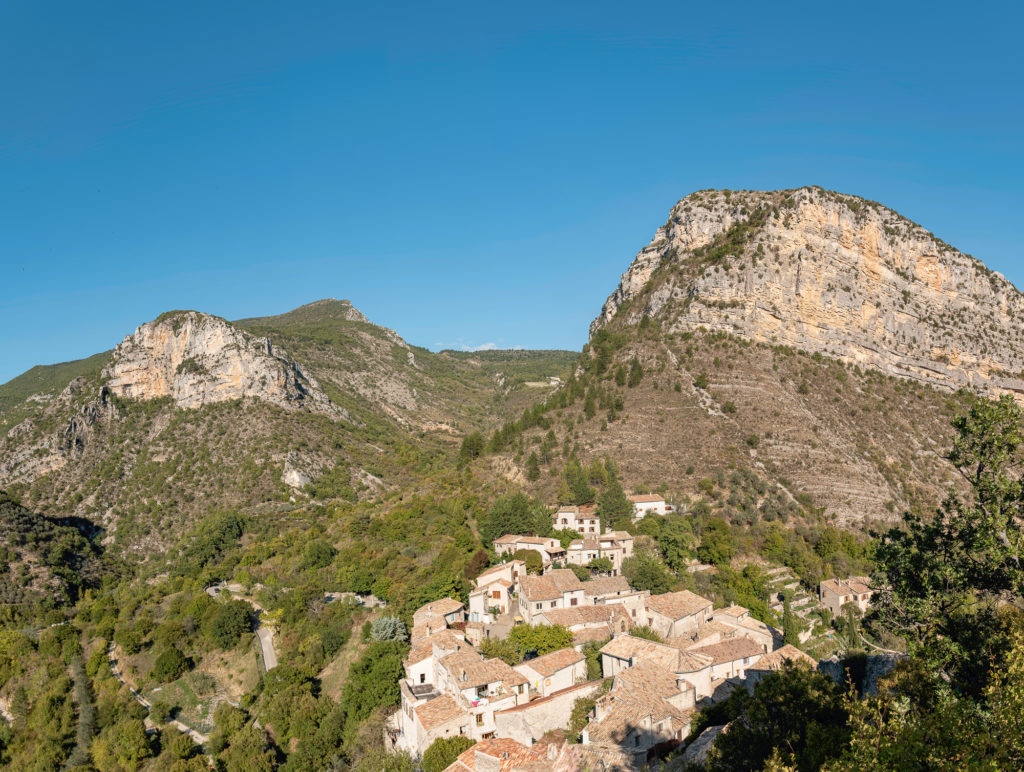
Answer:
top-left (384, 495), bottom-right (875, 771)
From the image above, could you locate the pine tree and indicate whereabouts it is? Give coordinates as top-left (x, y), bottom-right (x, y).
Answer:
top-left (598, 468), bottom-right (632, 531)
top-left (782, 598), bottom-right (800, 646)
top-left (525, 452), bottom-right (541, 482)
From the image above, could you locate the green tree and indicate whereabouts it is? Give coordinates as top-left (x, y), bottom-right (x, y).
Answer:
top-left (480, 491), bottom-right (547, 543)
top-left (525, 452), bottom-right (541, 482)
top-left (512, 549), bottom-right (543, 575)
top-left (151, 647), bottom-right (190, 683)
top-left (460, 431), bottom-right (485, 462)
top-left (597, 468), bottom-right (632, 531)
top-left (505, 624), bottom-right (574, 660)
top-left (622, 553), bottom-right (673, 594)
top-left (783, 599), bottom-right (801, 647)
top-left (698, 518), bottom-right (734, 566)
top-left (874, 394), bottom-right (1024, 692)
top-left (302, 539), bottom-right (337, 569)
top-left (708, 662), bottom-right (849, 772)
top-left (422, 736), bottom-right (475, 772)
top-left (204, 600), bottom-right (252, 649)
top-left (562, 457), bottom-right (596, 505)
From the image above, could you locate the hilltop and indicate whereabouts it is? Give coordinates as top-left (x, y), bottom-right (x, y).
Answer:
top-left (0, 300), bottom-right (574, 552)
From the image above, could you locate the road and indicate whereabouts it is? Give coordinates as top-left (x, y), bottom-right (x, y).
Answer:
top-left (256, 626), bottom-right (277, 670)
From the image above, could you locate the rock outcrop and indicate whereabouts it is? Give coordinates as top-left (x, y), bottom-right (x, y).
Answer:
top-left (592, 187), bottom-right (1024, 398)
top-left (103, 311), bottom-right (344, 416)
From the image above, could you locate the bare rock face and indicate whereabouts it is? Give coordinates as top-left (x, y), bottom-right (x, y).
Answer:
top-left (592, 187), bottom-right (1024, 398)
top-left (104, 311), bottom-right (344, 415)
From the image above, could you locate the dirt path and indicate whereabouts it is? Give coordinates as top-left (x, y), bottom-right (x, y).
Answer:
top-left (107, 642), bottom-right (210, 745)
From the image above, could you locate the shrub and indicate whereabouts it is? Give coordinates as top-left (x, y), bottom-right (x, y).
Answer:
top-left (151, 647), bottom-right (189, 683)
top-left (370, 617), bottom-right (409, 642)
top-left (423, 736), bottom-right (475, 772)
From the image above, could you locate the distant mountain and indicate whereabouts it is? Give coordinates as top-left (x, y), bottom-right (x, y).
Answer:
top-left (0, 300), bottom-right (575, 553)
top-left (492, 188), bottom-right (1020, 526)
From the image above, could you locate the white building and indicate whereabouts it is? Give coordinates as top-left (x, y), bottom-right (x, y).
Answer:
top-left (493, 535), bottom-right (566, 565)
top-left (514, 647), bottom-right (587, 698)
top-left (628, 494), bottom-right (668, 522)
top-left (552, 505), bottom-right (601, 535)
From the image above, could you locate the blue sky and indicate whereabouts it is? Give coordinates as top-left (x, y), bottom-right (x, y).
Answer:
top-left (2, 1), bottom-right (1021, 383)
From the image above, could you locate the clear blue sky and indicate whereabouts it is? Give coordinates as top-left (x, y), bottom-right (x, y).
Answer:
top-left (2, 1), bottom-right (1021, 384)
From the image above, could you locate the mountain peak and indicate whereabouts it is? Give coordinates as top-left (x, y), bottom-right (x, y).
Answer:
top-left (103, 310), bottom-right (343, 415)
top-left (592, 187), bottom-right (1024, 398)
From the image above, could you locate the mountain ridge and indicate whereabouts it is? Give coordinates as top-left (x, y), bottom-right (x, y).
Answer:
top-left (591, 186), bottom-right (1024, 399)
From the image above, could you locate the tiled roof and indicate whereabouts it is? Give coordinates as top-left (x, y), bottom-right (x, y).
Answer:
top-left (599, 530), bottom-right (633, 541)
top-left (573, 625), bottom-right (613, 646)
top-left (405, 629), bottom-right (470, 666)
top-left (691, 637), bottom-right (764, 665)
top-left (444, 738), bottom-right (546, 771)
top-left (475, 560), bottom-right (523, 584)
top-left (715, 605), bottom-right (750, 619)
top-left (518, 647), bottom-right (585, 677)
top-left (629, 494), bottom-right (665, 503)
top-left (820, 576), bottom-right (873, 596)
top-left (751, 644), bottom-right (817, 671)
top-left (600, 635), bottom-right (713, 673)
top-left (415, 694), bottom-right (468, 731)
top-left (568, 537), bottom-right (600, 551)
top-left (586, 687), bottom-right (694, 744)
top-left (674, 619), bottom-right (737, 649)
top-left (583, 576), bottom-right (632, 597)
top-left (538, 604), bottom-right (631, 629)
top-left (613, 660), bottom-right (687, 699)
top-left (554, 505), bottom-right (598, 516)
top-left (416, 597), bottom-right (466, 617)
top-left (410, 617), bottom-right (449, 642)
top-left (440, 651), bottom-right (527, 689)
top-left (519, 569), bottom-right (583, 601)
top-left (646, 590), bottom-right (713, 620)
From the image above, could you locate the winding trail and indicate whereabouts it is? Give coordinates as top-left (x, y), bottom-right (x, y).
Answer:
top-left (206, 582), bottom-right (277, 672)
top-left (106, 642), bottom-right (210, 745)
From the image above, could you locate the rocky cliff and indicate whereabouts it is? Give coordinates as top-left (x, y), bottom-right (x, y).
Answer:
top-left (104, 310), bottom-right (343, 416)
top-left (592, 187), bottom-right (1024, 398)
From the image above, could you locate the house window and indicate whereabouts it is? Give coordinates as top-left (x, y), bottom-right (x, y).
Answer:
top-left (492, 591), bottom-right (501, 599)
top-left (550, 602), bottom-right (557, 608)
top-left (571, 598), bottom-right (578, 606)
top-left (535, 603), bottom-right (541, 610)
top-left (476, 714), bottom-right (484, 726)
top-left (420, 673), bottom-right (426, 683)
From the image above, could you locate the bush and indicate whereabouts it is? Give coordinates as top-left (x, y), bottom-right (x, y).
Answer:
top-left (151, 647), bottom-right (189, 683)
top-left (302, 539), bottom-right (337, 570)
top-left (422, 736), bottom-right (475, 772)
top-left (205, 600), bottom-right (253, 649)
top-left (370, 617), bottom-right (409, 642)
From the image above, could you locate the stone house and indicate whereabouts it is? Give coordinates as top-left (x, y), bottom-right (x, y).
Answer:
top-left (493, 535), bottom-right (566, 565)
top-left (468, 560), bottom-right (525, 625)
top-left (413, 597), bottom-right (466, 631)
top-left (581, 661), bottom-right (696, 758)
top-left (442, 737), bottom-right (548, 771)
top-left (644, 590), bottom-right (714, 638)
top-left (552, 505), bottom-right (601, 535)
top-left (744, 644), bottom-right (818, 691)
top-left (711, 605), bottom-right (780, 652)
top-left (565, 530), bottom-right (635, 574)
top-left (534, 604), bottom-right (634, 647)
top-left (517, 569), bottom-right (587, 624)
top-left (599, 634), bottom-right (715, 699)
top-left (514, 647), bottom-right (587, 698)
top-left (689, 637), bottom-right (765, 681)
top-left (819, 577), bottom-right (874, 616)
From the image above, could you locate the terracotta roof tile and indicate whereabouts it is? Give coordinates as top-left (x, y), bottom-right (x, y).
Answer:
top-left (690, 637), bottom-right (764, 665)
top-left (537, 604), bottom-right (632, 629)
top-left (445, 738), bottom-right (546, 771)
top-left (751, 644), bottom-right (817, 671)
top-left (415, 694), bottom-right (468, 731)
top-left (583, 576), bottom-right (632, 597)
top-left (517, 647), bottom-right (585, 677)
top-left (600, 634), bottom-right (713, 673)
top-left (629, 494), bottom-right (665, 503)
top-left (646, 590), bottom-right (713, 620)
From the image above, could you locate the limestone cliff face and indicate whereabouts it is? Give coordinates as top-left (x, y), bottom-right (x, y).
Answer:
top-left (592, 187), bottom-right (1024, 398)
top-left (104, 311), bottom-right (344, 415)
